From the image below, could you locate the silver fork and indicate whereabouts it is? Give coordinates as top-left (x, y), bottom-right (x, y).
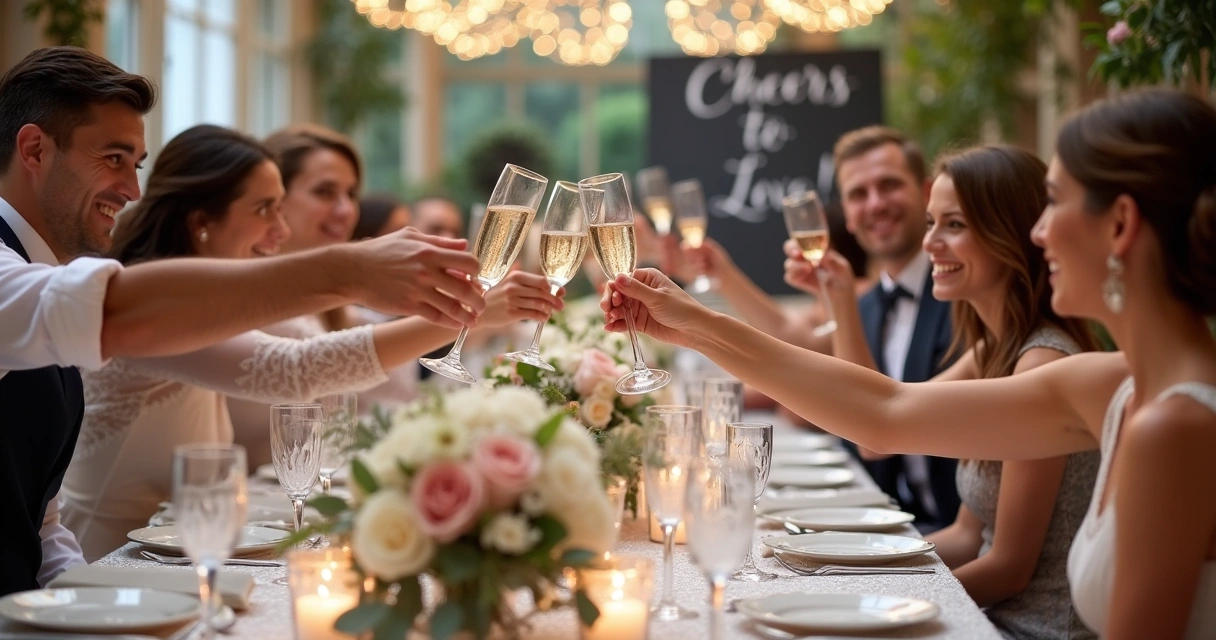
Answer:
top-left (141, 550), bottom-right (284, 567)
top-left (773, 552), bottom-right (935, 576)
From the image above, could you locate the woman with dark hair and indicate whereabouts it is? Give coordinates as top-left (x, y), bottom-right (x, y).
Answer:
top-left (61, 125), bottom-right (561, 559)
top-left (604, 88), bottom-right (1216, 638)
top-left (355, 193), bottom-right (411, 240)
top-left (811, 145), bottom-right (1098, 639)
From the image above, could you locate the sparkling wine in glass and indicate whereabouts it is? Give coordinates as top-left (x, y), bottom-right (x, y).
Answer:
top-left (784, 190), bottom-right (837, 336)
top-left (172, 444), bottom-right (248, 640)
top-left (685, 451), bottom-right (756, 640)
top-left (643, 405), bottom-right (703, 622)
top-left (727, 421), bottom-right (776, 582)
top-left (504, 181), bottom-right (588, 371)
top-left (671, 179), bottom-right (713, 294)
top-left (580, 173), bottom-right (672, 396)
top-left (317, 393), bottom-right (356, 495)
top-left (635, 166), bottom-right (674, 236)
top-left (421, 164), bottom-right (547, 384)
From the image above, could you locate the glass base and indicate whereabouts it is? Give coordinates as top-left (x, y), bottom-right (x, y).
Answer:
top-left (811, 320), bottom-right (838, 337)
top-left (502, 348), bottom-right (556, 372)
top-left (616, 368), bottom-right (671, 396)
top-left (652, 602), bottom-right (699, 622)
top-left (731, 565), bottom-right (780, 582)
top-left (419, 356), bottom-right (477, 385)
top-left (689, 275), bottom-right (714, 294)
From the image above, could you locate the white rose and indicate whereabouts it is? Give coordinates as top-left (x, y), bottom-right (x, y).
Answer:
top-left (480, 513), bottom-right (541, 556)
top-left (351, 490), bottom-right (435, 581)
top-left (410, 416), bottom-right (471, 462)
top-left (548, 418), bottom-right (601, 465)
top-left (556, 351), bottom-right (583, 377)
top-left (536, 445), bottom-right (602, 513)
top-left (558, 491), bottom-right (616, 555)
top-left (590, 379), bottom-right (616, 401)
top-left (579, 396), bottom-right (614, 429)
top-left (620, 392), bottom-right (644, 408)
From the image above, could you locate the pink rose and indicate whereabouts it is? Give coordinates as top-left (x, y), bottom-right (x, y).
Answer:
top-left (573, 349), bottom-right (619, 396)
top-left (1107, 21), bottom-right (1131, 46)
top-left (472, 434), bottom-right (541, 509)
top-left (411, 461), bottom-right (485, 543)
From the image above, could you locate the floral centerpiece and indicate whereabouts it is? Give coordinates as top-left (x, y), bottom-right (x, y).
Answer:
top-left (292, 385), bottom-right (613, 640)
top-left (486, 298), bottom-right (673, 514)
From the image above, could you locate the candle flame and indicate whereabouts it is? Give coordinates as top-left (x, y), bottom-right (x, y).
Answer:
top-left (321, 568), bottom-right (333, 581)
top-left (317, 584), bottom-right (330, 599)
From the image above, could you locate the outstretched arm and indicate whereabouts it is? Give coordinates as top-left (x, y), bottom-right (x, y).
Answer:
top-left (603, 269), bottom-right (1118, 461)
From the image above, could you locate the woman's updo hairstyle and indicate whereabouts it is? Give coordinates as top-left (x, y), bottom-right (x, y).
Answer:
top-left (1055, 88), bottom-right (1216, 314)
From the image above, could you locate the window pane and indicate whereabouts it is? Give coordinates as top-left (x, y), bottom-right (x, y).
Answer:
top-left (596, 84), bottom-right (645, 177)
top-left (259, 0), bottom-right (287, 40)
top-left (105, 0), bottom-right (138, 72)
top-left (525, 82), bottom-right (579, 180)
top-left (162, 16), bottom-right (199, 141)
top-left (202, 29), bottom-right (236, 127)
top-left (251, 52), bottom-right (289, 137)
top-left (169, 0), bottom-right (199, 14)
top-left (204, 0), bottom-right (235, 27)
top-left (443, 83), bottom-right (507, 164)
top-left (362, 109), bottom-right (405, 193)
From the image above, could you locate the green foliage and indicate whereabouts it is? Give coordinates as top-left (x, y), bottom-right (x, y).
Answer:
top-left (461, 122), bottom-right (557, 201)
top-left (533, 412), bottom-right (565, 447)
top-left (306, 0), bottom-right (405, 134)
top-left (1083, 0), bottom-right (1216, 90)
top-left (23, 0), bottom-right (102, 46)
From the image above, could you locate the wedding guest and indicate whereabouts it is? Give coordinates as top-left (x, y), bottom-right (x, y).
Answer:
top-left (61, 124), bottom-right (561, 560)
top-left (604, 88), bottom-right (1216, 639)
top-left (809, 145), bottom-right (1099, 639)
top-left (0, 48), bottom-right (484, 594)
top-left (413, 196), bottom-right (465, 240)
top-left (354, 193), bottom-right (411, 240)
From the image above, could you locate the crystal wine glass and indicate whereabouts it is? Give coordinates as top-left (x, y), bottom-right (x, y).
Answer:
top-left (702, 377), bottom-right (742, 457)
top-left (783, 190), bottom-right (836, 336)
top-left (727, 421), bottom-right (776, 582)
top-left (270, 403), bottom-right (323, 538)
top-left (421, 164), bottom-right (547, 384)
top-left (643, 405), bottom-right (703, 622)
top-left (504, 181), bottom-right (588, 371)
top-left (580, 173), bottom-right (672, 395)
top-left (685, 451), bottom-right (756, 640)
top-left (172, 444), bottom-right (248, 640)
top-left (317, 393), bottom-right (356, 495)
top-left (635, 166), bottom-right (674, 236)
top-left (672, 179), bottom-right (713, 294)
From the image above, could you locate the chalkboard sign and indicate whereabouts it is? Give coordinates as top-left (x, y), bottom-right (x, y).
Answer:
top-left (647, 50), bottom-right (883, 295)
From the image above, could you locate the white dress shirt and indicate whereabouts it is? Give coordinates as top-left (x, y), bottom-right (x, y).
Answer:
top-left (0, 196), bottom-right (111, 583)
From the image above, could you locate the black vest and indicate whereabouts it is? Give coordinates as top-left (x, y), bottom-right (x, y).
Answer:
top-left (0, 217), bottom-right (85, 595)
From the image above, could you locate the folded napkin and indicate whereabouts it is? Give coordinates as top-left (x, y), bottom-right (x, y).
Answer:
top-left (757, 488), bottom-right (894, 515)
top-left (49, 565), bottom-right (255, 611)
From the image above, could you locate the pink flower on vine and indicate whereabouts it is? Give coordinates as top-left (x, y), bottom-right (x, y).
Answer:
top-left (1107, 21), bottom-right (1131, 46)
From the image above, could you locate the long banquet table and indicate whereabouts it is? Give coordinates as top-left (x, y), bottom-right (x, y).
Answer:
top-left (82, 412), bottom-right (1000, 639)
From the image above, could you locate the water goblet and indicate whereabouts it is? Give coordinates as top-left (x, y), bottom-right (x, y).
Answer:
top-left (643, 405), bottom-right (703, 622)
top-left (727, 421), bottom-right (776, 582)
top-left (685, 451), bottom-right (756, 640)
top-left (702, 378), bottom-right (742, 456)
top-left (270, 403), bottom-right (323, 570)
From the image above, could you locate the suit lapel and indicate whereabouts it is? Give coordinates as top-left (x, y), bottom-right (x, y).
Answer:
top-left (904, 271), bottom-right (950, 383)
top-left (858, 289), bottom-right (885, 375)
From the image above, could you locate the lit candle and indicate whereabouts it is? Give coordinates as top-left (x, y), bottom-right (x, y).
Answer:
top-left (287, 548), bottom-right (361, 640)
top-left (583, 594), bottom-right (648, 640)
top-left (294, 588), bottom-right (358, 640)
top-left (648, 508), bottom-right (687, 544)
top-left (579, 555), bottom-right (654, 640)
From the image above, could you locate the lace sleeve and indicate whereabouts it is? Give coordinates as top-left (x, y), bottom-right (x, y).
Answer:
top-left (123, 326), bottom-right (389, 403)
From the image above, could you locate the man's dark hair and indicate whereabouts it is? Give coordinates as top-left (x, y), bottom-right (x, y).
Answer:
top-left (0, 46), bottom-right (157, 174)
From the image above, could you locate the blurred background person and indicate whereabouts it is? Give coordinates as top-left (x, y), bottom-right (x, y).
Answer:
top-left (354, 192), bottom-right (411, 240)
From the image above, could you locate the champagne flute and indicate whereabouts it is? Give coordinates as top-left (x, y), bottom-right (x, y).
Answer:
top-left (672, 179), bottom-right (713, 294)
top-left (503, 181), bottom-right (588, 371)
top-left (727, 421), bottom-right (776, 582)
top-left (580, 173), bottom-right (672, 396)
top-left (783, 190), bottom-right (837, 336)
top-left (685, 451), bottom-right (756, 640)
top-left (421, 164), bottom-right (548, 384)
top-left (317, 393), bottom-right (356, 496)
top-left (702, 378), bottom-right (743, 457)
top-left (643, 405), bottom-right (702, 622)
top-left (172, 444), bottom-right (248, 640)
top-left (270, 403), bottom-right (323, 539)
top-left (635, 166), bottom-right (674, 236)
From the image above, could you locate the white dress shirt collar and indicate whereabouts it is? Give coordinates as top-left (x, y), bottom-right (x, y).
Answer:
top-left (0, 195), bottom-right (59, 266)
top-left (879, 250), bottom-right (930, 300)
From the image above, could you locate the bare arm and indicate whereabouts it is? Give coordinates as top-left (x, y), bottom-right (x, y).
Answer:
top-left (926, 505), bottom-right (985, 569)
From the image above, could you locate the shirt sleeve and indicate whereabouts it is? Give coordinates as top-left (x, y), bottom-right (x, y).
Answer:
top-left (38, 493), bottom-right (86, 586)
top-left (0, 247), bottom-right (122, 372)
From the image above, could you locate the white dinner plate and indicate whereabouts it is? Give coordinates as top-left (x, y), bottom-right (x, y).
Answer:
top-left (762, 532), bottom-right (936, 565)
top-left (771, 449), bottom-right (850, 467)
top-left (773, 433), bottom-right (838, 451)
top-left (737, 592), bottom-right (940, 633)
top-left (766, 467), bottom-right (855, 489)
top-left (761, 507), bottom-right (916, 532)
top-left (127, 525), bottom-right (289, 557)
top-left (0, 587), bottom-right (198, 632)
top-left (257, 463), bottom-right (348, 485)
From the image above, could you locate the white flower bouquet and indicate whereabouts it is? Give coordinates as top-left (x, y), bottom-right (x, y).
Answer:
top-left (293, 385), bottom-right (613, 640)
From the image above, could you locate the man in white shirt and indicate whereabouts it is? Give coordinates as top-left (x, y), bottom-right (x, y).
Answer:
top-left (0, 47), bottom-right (488, 595)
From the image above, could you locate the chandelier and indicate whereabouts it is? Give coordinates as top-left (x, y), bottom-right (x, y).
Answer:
top-left (517, 0), bottom-right (633, 66)
top-left (763, 0), bottom-right (894, 32)
top-left (666, 0), bottom-right (781, 57)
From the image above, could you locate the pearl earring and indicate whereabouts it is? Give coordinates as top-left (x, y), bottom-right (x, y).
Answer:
top-left (1103, 254), bottom-right (1125, 314)
top-left (198, 229), bottom-right (209, 243)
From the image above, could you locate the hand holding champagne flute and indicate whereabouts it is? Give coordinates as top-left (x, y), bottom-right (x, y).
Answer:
top-left (672, 179), bottom-right (712, 293)
top-left (421, 164), bottom-right (548, 384)
top-left (504, 181), bottom-right (588, 371)
top-left (579, 173), bottom-right (671, 395)
top-left (783, 190), bottom-right (837, 336)
top-left (635, 166), bottom-right (673, 236)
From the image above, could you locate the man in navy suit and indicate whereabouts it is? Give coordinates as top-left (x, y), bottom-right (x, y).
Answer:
top-left (788, 126), bottom-right (960, 532)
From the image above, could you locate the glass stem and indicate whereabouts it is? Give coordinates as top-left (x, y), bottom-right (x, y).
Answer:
top-left (660, 523), bottom-right (676, 605)
top-left (320, 475), bottom-right (332, 496)
top-left (710, 577), bottom-right (726, 640)
top-left (446, 326), bottom-right (471, 361)
top-left (196, 560), bottom-right (219, 640)
top-left (815, 266), bottom-right (835, 321)
top-left (526, 319), bottom-right (546, 352)
top-left (291, 497), bottom-right (305, 533)
top-left (621, 299), bottom-right (649, 372)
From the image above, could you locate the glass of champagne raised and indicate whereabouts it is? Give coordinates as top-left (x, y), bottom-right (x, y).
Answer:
top-left (783, 190), bottom-right (837, 336)
top-left (420, 164), bottom-right (548, 384)
top-left (579, 173), bottom-right (672, 396)
top-left (671, 179), bottom-right (713, 293)
top-left (503, 181), bottom-right (588, 371)
top-left (635, 166), bottom-right (674, 236)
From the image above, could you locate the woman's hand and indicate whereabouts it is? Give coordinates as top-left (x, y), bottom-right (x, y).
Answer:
top-left (682, 237), bottom-right (735, 281)
top-left (782, 243), bottom-right (856, 299)
top-left (482, 271), bottom-right (564, 328)
top-left (600, 268), bottom-right (714, 348)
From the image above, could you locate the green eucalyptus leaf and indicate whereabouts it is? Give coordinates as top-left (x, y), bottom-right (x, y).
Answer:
top-left (335, 602), bottom-right (391, 634)
top-left (575, 589), bottom-right (601, 627)
top-left (560, 548), bottom-right (597, 567)
top-left (437, 543), bottom-right (483, 583)
top-left (307, 494), bottom-right (349, 517)
top-left (430, 602), bottom-right (465, 640)
top-left (351, 456), bottom-right (379, 495)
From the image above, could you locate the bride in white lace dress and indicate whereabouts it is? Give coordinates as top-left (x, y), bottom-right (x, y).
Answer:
top-left (604, 89), bottom-right (1216, 639)
top-left (61, 125), bottom-right (563, 560)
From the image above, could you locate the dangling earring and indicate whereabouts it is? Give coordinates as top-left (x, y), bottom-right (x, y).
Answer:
top-left (198, 229), bottom-right (209, 243)
top-left (1103, 254), bottom-right (1125, 314)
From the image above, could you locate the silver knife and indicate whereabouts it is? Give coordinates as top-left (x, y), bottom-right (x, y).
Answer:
top-left (0, 633), bottom-right (161, 640)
